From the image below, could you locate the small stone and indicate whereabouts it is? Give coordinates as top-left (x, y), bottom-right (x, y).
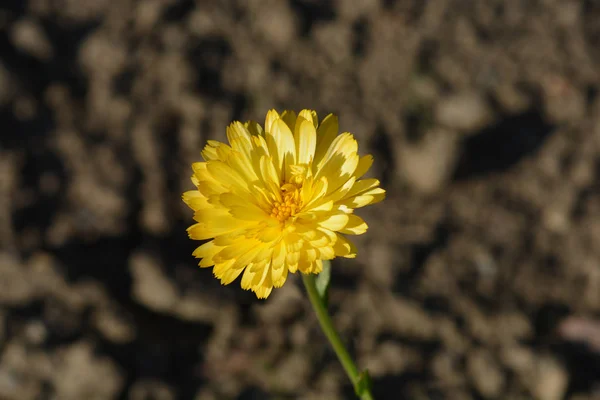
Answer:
top-left (494, 84), bottom-right (531, 113)
top-left (0, 253), bottom-right (35, 305)
top-left (365, 341), bottom-right (420, 376)
top-left (270, 352), bottom-right (311, 392)
top-left (431, 352), bottom-right (464, 386)
top-left (251, 1), bottom-right (296, 51)
top-left (467, 348), bottom-right (505, 398)
top-left (531, 356), bottom-right (568, 400)
top-left (543, 75), bottom-right (586, 124)
top-left (397, 128), bottom-right (458, 193)
top-left (367, 241), bottom-right (399, 288)
top-left (11, 18), bottom-right (53, 60)
top-left (129, 252), bottom-right (179, 312)
top-left (335, 0), bottom-right (380, 21)
top-left (134, 1), bottom-right (165, 34)
top-left (255, 283), bottom-right (303, 323)
top-left (500, 345), bottom-right (535, 375)
top-left (24, 320), bottom-right (47, 345)
top-left (52, 341), bottom-right (123, 400)
top-left (93, 307), bottom-right (136, 344)
top-left (436, 92), bottom-right (492, 132)
top-left (129, 380), bottom-right (175, 400)
top-left (559, 317), bottom-right (600, 352)
top-left (382, 295), bottom-right (436, 339)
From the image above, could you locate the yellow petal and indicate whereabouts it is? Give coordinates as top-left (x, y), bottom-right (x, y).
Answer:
top-left (266, 118), bottom-right (296, 181)
top-left (297, 258), bottom-right (311, 273)
top-left (250, 182), bottom-right (278, 210)
top-left (271, 241), bottom-right (286, 270)
top-left (192, 162), bottom-right (210, 180)
top-left (324, 176), bottom-right (355, 204)
top-left (314, 113), bottom-right (338, 165)
top-left (230, 244), bottom-right (265, 270)
top-left (212, 230), bottom-right (247, 246)
top-left (251, 134), bottom-right (270, 157)
top-left (259, 155), bottom-right (282, 197)
top-left (317, 132), bottom-right (358, 170)
top-left (339, 188), bottom-right (386, 209)
top-left (206, 161), bottom-right (248, 192)
top-left (339, 214), bottom-right (368, 235)
top-left (304, 200), bottom-right (333, 213)
top-left (308, 228), bottom-right (336, 248)
top-left (287, 261), bottom-right (298, 274)
top-left (314, 133), bottom-right (359, 194)
top-left (201, 141), bottom-right (226, 161)
top-left (298, 109), bottom-right (318, 129)
top-left (241, 260), bottom-right (269, 289)
top-left (333, 234), bottom-right (357, 258)
top-left (244, 120), bottom-right (264, 136)
top-left (272, 265), bottom-right (289, 288)
top-left (301, 176), bottom-right (328, 210)
top-left (254, 270), bottom-right (273, 298)
top-left (193, 162), bottom-right (229, 196)
top-left (280, 110), bottom-right (297, 131)
top-left (188, 209), bottom-right (252, 239)
top-left (317, 213), bottom-right (350, 231)
top-left (192, 240), bottom-right (217, 258)
top-left (343, 178), bottom-right (381, 199)
top-left (227, 142), bottom-right (258, 182)
top-left (305, 259), bottom-right (323, 274)
top-left (257, 225), bottom-right (282, 242)
top-left (354, 154), bottom-right (374, 179)
top-left (254, 246), bottom-right (274, 263)
top-left (265, 109), bottom-right (280, 134)
top-left (283, 233), bottom-right (303, 253)
top-left (219, 265), bottom-right (245, 285)
top-left (319, 155), bottom-right (359, 195)
top-left (182, 191), bottom-right (211, 211)
top-left (304, 248), bottom-right (318, 262)
top-left (339, 152), bottom-right (360, 178)
top-left (193, 240), bottom-right (225, 267)
top-left (213, 259), bottom-right (235, 278)
top-left (254, 285), bottom-right (273, 299)
top-left (318, 246), bottom-right (335, 260)
top-left (220, 193), bottom-right (269, 221)
top-left (196, 179), bottom-right (228, 197)
top-left (295, 116), bottom-right (317, 165)
top-left (214, 239), bottom-right (258, 262)
top-left (285, 250), bottom-right (300, 266)
top-left (227, 121), bottom-right (252, 146)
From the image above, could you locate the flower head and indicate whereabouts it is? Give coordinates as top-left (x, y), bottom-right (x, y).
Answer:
top-left (183, 109), bottom-right (385, 298)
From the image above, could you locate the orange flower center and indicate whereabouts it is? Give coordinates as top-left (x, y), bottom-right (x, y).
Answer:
top-left (270, 183), bottom-right (302, 222)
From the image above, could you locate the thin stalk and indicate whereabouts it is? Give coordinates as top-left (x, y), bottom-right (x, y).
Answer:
top-left (302, 270), bottom-right (374, 400)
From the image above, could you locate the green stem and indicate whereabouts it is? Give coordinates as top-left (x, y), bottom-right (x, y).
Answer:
top-left (302, 267), bottom-right (374, 400)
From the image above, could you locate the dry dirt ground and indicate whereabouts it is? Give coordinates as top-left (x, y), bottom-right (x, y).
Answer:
top-left (2, 1), bottom-right (600, 399)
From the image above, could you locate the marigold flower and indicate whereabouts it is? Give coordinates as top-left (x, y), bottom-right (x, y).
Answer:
top-left (183, 109), bottom-right (385, 298)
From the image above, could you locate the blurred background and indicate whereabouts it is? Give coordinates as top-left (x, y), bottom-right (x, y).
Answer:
top-left (1, 0), bottom-right (600, 399)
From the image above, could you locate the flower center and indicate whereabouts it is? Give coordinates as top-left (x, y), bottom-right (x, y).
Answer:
top-left (270, 183), bottom-right (302, 222)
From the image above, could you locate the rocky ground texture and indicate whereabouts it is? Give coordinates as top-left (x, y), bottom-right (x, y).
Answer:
top-left (2, 0), bottom-right (600, 399)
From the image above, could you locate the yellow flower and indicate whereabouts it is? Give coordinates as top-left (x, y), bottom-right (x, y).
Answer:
top-left (183, 109), bottom-right (385, 298)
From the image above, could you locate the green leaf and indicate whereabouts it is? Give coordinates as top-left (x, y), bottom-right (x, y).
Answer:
top-left (355, 369), bottom-right (373, 397)
top-left (314, 259), bottom-right (331, 306)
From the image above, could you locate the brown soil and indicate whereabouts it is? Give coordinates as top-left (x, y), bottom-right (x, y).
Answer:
top-left (2, 1), bottom-right (600, 399)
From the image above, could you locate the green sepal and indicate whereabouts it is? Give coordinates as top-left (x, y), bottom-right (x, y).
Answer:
top-left (355, 369), bottom-right (373, 397)
top-left (314, 259), bottom-right (331, 306)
